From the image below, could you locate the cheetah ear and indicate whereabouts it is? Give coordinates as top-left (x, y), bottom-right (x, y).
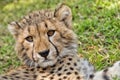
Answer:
top-left (54, 4), bottom-right (72, 29)
top-left (8, 21), bottom-right (22, 39)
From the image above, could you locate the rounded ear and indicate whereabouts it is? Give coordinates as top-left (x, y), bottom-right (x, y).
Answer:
top-left (8, 21), bottom-right (21, 39)
top-left (54, 3), bottom-right (72, 29)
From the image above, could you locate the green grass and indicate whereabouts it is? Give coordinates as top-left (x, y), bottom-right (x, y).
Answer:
top-left (0, 0), bottom-right (120, 74)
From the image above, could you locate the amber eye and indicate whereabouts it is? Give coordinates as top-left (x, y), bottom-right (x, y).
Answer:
top-left (47, 30), bottom-right (55, 36)
top-left (25, 36), bottom-right (33, 42)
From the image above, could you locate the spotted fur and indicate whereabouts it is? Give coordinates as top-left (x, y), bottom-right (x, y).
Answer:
top-left (0, 4), bottom-right (120, 80)
top-left (90, 61), bottom-right (120, 80)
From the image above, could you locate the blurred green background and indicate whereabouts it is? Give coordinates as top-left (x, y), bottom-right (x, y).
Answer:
top-left (0, 0), bottom-right (120, 74)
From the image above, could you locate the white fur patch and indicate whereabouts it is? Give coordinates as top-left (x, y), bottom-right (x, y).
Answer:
top-left (92, 61), bottom-right (120, 80)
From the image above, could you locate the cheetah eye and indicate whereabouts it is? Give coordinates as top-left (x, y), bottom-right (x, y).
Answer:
top-left (47, 30), bottom-right (55, 36)
top-left (25, 36), bottom-right (33, 42)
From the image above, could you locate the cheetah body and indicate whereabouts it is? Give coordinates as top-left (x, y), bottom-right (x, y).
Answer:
top-left (0, 4), bottom-right (120, 80)
top-left (0, 55), bottom-right (94, 80)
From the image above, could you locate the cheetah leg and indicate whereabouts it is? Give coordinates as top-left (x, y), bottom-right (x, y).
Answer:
top-left (0, 66), bottom-right (38, 80)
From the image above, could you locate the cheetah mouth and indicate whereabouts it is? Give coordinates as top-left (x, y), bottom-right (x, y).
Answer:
top-left (38, 58), bottom-right (58, 68)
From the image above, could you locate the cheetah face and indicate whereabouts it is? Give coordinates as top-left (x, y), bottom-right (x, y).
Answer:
top-left (8, 4), bottom-right (77, 68)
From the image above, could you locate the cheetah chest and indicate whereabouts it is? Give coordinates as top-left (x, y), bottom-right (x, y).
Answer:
top-left (36, 55), bottom-right (88, 80)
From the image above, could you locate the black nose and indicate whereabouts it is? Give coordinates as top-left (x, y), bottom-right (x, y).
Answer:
top-left (38, 50), bottom-right (49, 58)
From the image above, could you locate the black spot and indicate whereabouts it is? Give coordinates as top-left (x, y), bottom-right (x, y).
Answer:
top-left (30, 68), bottom-right (34, 71)
top-left (50, 71), bottom-right (54, 74)
top-left (103, 68), bottom-right (108, 73)
top-left (59, 78), bottom-right (62, 80)
top-left (45, 23), bottom-right (48, 28)
top-left (103, 68), bottom-right (110, 80)
top-left (59, 61), bottom-right (64, 64)
top-left (66, 72), bottom-right (71, 75)
top-left (24, 75), bottom-right (29, 77)
top-left (15, 22), bottom-right (21, 28)
top-left (75, 71), bottom-right (78, 75)
top-left (67, 63), bottom-right (70, 65)
top-left (89, 74), bottom-right (94, 79)
top-left (51, 65), bottom-right (56, 67)
top-left (42, 76), bottom-right (46, 78)
top-left (63, 76), bottom-right (67, 79)
top-left (12, 73), bottom-right (19, 75)
top-left (24, 71), bottom-right (29, 74)
top-left (77, 76), bottom-right (80, 79)
top-left (103, 74), bottom-right (110, 80)
top-left (68, 58), bottom-right (72, 61)
top-left (25, 48), bottom-right (29, 51)
top-left (2, 76), bottom-right (8, 79)
top-left (50, 76), bottom-right (54, 79)
top-left (29, 15), bottom-right (31, 19)
top-left (39, 71), bottom-right (45, 73)
top-left (37, 66), bottom-right (40, 68)
top-left (36, 14), bottom-right (39, 17)
top-left (58, 66), bottom-right (62, 71)
top-left (74, 63), bottom-right (77, 66)
top-left (64, 69), bottom-right (68, 71)
top-left (33, 75), bottom-right (37, 78)
top-left (57, 73), bottom-right (62, 76)
top-left (43, 68), bottom-right (47, 70)
top-left (70, 67), bottom-right (74, 70)
top-left (15, 76), bottom-right (20, 78)
top-left (21, 47), bottom-right (25, 51)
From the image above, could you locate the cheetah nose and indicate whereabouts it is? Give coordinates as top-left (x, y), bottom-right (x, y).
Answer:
top-left (38, 50), bottom-right (49, 58)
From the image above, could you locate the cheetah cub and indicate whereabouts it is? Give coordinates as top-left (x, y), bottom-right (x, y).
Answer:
top-left (0, 4), bottom-right (120, 80)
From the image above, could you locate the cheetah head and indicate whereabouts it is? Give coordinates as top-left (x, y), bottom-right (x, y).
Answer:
top-left (8, 4), bottom-right (77, 68)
